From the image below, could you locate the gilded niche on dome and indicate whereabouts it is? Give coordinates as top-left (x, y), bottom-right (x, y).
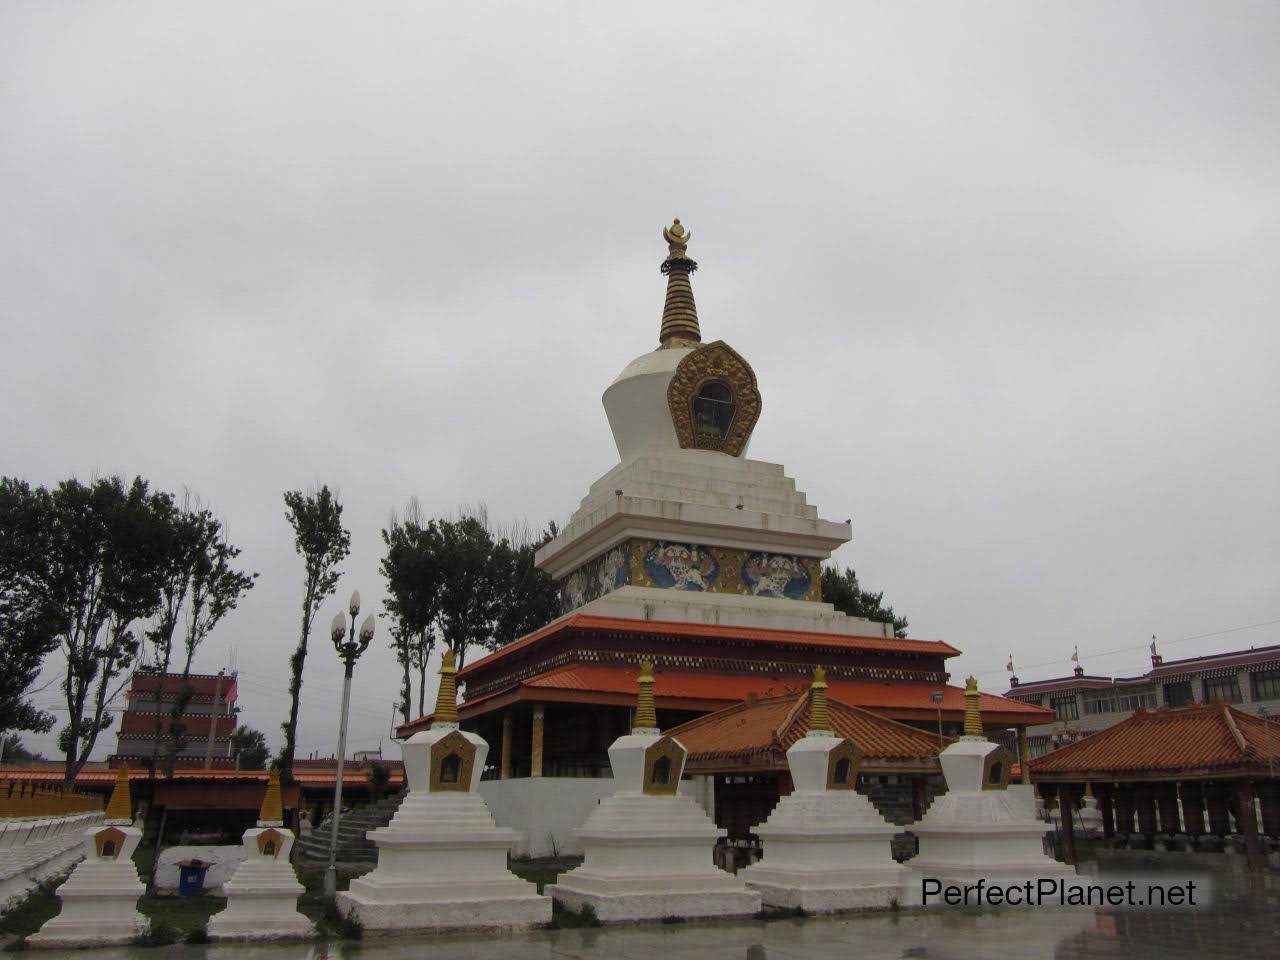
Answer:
top-left (666, 341), bottom-right (761, 457)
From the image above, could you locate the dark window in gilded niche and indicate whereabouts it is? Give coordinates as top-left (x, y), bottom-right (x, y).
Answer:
top-left (263, 840), bottom-right (276, 857)
top-left (651, 755), bottom-right (672, 786)
top-left (988, 761), bottom-right (1004, 785)
top-left (440, 753), bottom-right (462, 785)
top-left (833, 757), bottom-right (852, 785)
top-left (692, 381), bottom-right (735, 444)
top-left (101, 840), bottom-right (116, 858)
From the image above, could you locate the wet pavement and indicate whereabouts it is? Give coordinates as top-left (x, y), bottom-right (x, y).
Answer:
top-left (27, 877), bottom-right (1279, 959)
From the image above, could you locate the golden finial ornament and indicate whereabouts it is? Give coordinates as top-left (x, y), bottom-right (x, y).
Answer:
top-left (258, 768), bottom-right (284, 825)
top-left (105, 765), bottom-right (132, 823)
top-left (433, 648), bottom-right (459, 724)
top-left (809, 666), bottom-right (833, 733)
top-left (635, 660), bottom-right (658, 730)
top-left (658, 218), bottom-right (702, 347)
top-left (963, 676), bottom-right (984, 738)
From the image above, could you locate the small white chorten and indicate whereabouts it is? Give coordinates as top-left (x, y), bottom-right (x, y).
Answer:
top-left (207, 768), bottom-right (313, 940)
top-left (30, 767), bottom-right (147, 947)
top-left (337, 650), bottom-right (551, 930)
top-left (547, 661), bottom-right (761, 922)
top-left (740, 668), bottom-right (905, 911)
top-left (907, 678), bottom-right (1077, 903)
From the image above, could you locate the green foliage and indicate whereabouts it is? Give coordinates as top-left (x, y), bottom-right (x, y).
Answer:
top-left (279, 486), bottom-right (351, 779)
top-left (0, 876), bottom-right (65, 938)
top-left (366, 759), bottom-right (392, 800)
top-left (231, 724), bottom-right (271, 770)
top-left (319, 898), bottom-right (363, 940)
top-left (0, 734), bottom-right (41, 762)
top-left (131, 920), bottom-right (180, 947)
top-left (820, 565), bottom-right (909, 638)
top-left (549, 900), bottom-right (601, 928)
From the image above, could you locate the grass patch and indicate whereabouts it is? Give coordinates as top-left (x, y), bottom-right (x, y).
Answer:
top-left (131, 921), bottom-right (180, 948)
top-left (0, 878), bottom-right (65, 939)
top-left (139, 894), bottom-right (225, 937)
top-left (548, 901), bottom-right (601, 929)
top-left (507, 856), bottom-right (581, 895)
top-left (753, 905), bottom-right (806, 921)
top-left (315, 899), bottom-right (362, 941)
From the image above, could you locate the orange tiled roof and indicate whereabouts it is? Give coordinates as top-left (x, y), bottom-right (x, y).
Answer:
top-left (396, 662), bottom-right (1049, 735)
top-left (1029, 702), bottom-right (1280, 779)
top-left (458, 613), bottom-right (960, 679)
top-left (0, 765), bottom-right (404, 789)
top-left (668, 691), bottom-right (951, 771)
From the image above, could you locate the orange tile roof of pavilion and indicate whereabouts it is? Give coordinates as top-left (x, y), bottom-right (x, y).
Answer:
top-left (1029, 702), bottom-right (1280, 780)
top-left (668, 691), bottom-right (952, 769)
top-left (457, 613), bottom-right (961, 680)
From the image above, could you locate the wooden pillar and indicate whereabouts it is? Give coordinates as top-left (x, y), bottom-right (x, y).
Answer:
top-left (1113, 785), bottom-right (1134, 835)
top-left (1156, 782), bottom-right (1181, 834)
top-left (1257, 780), bottom-right (1280, 838)
top-left (1234, 780), bottom-right (1263, 873)
top-left (530, 704), bottom-right (544, 778)
top-left (1096, 783), bottom-right (1115, 839)
top-left (1017, 726), bottom-right (1031, 784)
top-left (1135, 784), bottom-right (1158, 837)
top-left (500, 710), bottom-right (513, 780)
top-left (1058, 785), bottom-right (1077, 865)
top-left (1205, 782), bottom-right (1232, 835)
top-left (1180, 782), bottom-right (1206, 836)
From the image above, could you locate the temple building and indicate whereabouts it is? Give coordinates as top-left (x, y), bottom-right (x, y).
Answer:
top-left (398, 220), bottom-right (1049, 854)
top-left (110, 668), bottom-right (238, 771)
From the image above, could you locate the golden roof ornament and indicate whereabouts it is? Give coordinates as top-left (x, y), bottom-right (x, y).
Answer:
top-left (635, 659), bottom-right (658, 730)
top-left (658, 218), bottom-right (702, 348)
top-left (963, 676), bottom-right (985, 739)
top-left (433, 647), bottom-right (459, 725)
top-left (258, 768), bottom-right (284, 825)
top-left (809, 666), bottom-right (833, 733)
top-left (105, 765), bottom-right (132, 823)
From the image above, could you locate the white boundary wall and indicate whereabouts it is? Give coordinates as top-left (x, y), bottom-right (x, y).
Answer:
top-left (0, 813), bottom-right (103, 915)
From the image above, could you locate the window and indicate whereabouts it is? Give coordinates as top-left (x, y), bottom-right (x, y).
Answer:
top-left (1204, 676), bottom-right (1242, 704)
top-left (439, 753), bottom-right (461, 785)
top-left (832, 757), bottom-right (852, 785)
top-left (651, 755), bottom-right (671, 786)
top-left (262, 840), bottom-right (276, 857)
top-left (1052, 699), bottom-right (1079, 722)
top-left (1084, 696), bottom-right (1116, 716)
top-left (1253, 670), bottom-right (1280, 702)
top-left (1118, 692), bottom-right (1157, 711)
top-left (988, 761), bottom-right (1004, 785)
top-left (1164, 681), bottom-right (1195, 707)
top-left (692, 382), bottom-right (736, 443)
top-left (101, 840), bottom-right (116, 858)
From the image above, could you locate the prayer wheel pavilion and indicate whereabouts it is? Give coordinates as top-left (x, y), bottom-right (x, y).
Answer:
top-left (397, 220), bottom-right (1049, 854)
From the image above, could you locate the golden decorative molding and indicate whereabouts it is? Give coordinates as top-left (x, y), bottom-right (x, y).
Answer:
top-left (642, 736), bottom-right (686, 796)
top-left (659, 219), bottom-right (701, 347)
top-left (429, 729), bottom-right (477, 792)
top-left (825, 739), bottom-right (863, 791)
top-left (433, 648), bottom-right (459, 724)
top-left (963, 676), bottom-right (983, 738)
top-left (809, 667), bottom-right (832, 733)
top-left (257, 827), bottom-right (285, 858)
top-left (94, 826), bottom-right (126, 859)
top-left (666, 340), bottom-right (761, 457)
top-left (982, 744), bottom-right (1015, 791)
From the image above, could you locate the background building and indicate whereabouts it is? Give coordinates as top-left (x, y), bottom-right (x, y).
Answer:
top-left (110, 668), bottom-right (239, 771)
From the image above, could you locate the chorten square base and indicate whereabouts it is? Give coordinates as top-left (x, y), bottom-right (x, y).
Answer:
top-left (27, 862), bottom-right (146, 947)
top-left (743, 871), bottom-right (903, 913)
top-left (548, 875), bottom-right (760, 923)
top-left (339, 880), bottom-right (552, 932)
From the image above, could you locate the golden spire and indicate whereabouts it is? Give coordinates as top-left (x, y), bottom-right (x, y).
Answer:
top-left (809, 666), bottom-right (832, 733)
top-left (105, 765), bottom-right (132, 822)
top-left (433, 647), bottom-right (459, 724)
top-left (635, 660), bottom-right (657, 729)
top-left (658, 219), bottom-right (701, 347)
top-left (963, 676), bottom-right (984, 738)
top-left (258, 768), bottom-right (284, 824)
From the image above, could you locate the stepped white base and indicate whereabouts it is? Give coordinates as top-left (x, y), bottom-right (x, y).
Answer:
top-left (28, 860), bottom-right (145, 947)
top-left (336, 791), bottom-right (550, 931)
top-left (548, 793), bottom-right (760, 922)
top-left (207, 862), bottom-right (312, 940)
top-left (739, 787), bottom-right (906, 912)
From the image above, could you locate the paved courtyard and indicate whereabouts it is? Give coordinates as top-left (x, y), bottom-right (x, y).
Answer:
top-left (30, 877), bottom-right (1277, 960)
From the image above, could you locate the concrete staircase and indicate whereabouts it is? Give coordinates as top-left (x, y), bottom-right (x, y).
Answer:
top-left (295, 791), bottom-right (405, 864)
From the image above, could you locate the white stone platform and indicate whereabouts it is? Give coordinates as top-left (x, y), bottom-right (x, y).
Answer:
top-left (207, 826), bottom-right (312, 941)
top-left (28, 824), bottom-right (145, 947)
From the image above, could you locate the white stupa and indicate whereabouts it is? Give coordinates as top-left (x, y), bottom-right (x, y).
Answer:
top-left (907, 677), bottom-right (1077, 903)
top-left (207, 768), bottom-right (313, 940)
top-left (30, 767), bottom-right (147, 947)
top-left (739, 668), bottom-right (906, 911)
top-left (547, 661), bottom-right (760, 922)
top-left (337, 650), bottom-right (551, 931)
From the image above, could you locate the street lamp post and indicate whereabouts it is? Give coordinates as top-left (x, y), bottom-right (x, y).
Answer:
top-left (323, 590), bottom-right (375, 900)
top-left (931, 691), bottom-right (945, 749)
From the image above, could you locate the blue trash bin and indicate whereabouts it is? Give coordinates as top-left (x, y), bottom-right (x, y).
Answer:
top-left (177, 859), bottom-right (209, 896)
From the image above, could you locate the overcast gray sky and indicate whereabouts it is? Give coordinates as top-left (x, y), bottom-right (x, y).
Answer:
top-left (3, 2), bottom-right (1278, 760)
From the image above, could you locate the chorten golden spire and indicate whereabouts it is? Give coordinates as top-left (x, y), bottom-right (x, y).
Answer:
top-left (635, 660), bottom-right (657, 729)
top-left (433, 648), bottom-right (459, 724)
top-left (658, 219), bottom-right (701, 347)
top-left (105, 765), bottom-right (132, 823)
top-left (258, 768), bottom-right (284, 825)
top-left (963, 676), bottom-right (984, 738)
top-left (809, 667), bottom-right (833, 733)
